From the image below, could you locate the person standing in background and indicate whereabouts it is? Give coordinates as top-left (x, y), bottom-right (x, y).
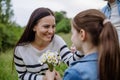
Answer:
top-left (101, 0), bottom-right (120, 41)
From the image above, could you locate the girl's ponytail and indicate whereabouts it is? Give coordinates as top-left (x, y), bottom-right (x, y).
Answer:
top-left (99, 20), bottom-right (120, 80)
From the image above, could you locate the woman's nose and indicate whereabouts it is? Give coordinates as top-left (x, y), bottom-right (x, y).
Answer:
top-left (48, 28), bottom-right (54, 33)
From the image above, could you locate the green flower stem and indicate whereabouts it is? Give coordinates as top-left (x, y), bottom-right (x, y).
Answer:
top-left (47, 63), bottom-right (54, 72)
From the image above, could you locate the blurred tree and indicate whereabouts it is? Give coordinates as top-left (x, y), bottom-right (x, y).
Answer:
top-left (55, 11), bottom-right (67, 24)
top-left (0, 0), bottom-right (24, 52)
top-left (0, 23), bottom-right (24, 52)
top-left (55, 11), bottom-right (71, 33)
top-left (0, 0), bottom-right (14, 24)
top-left (55, 11), bottom-right (64, 24)
top-left (56, 18), bottom-right (71, 33)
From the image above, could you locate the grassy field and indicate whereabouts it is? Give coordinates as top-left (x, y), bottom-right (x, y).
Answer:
top-left (58, 32), bottom-right (72, 47)
top-left (0, 49), bottom-right (18, 80)
top-left (0, 33), bottom-right (72, 80)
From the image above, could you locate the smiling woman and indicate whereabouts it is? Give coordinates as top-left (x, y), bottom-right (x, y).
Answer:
top-left (32, 15), bottom-right (56, 45)
top-left (13, 7), bottom-right (83, 80)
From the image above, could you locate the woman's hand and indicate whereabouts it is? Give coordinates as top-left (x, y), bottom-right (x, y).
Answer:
top-left (70, 44), bottom-right (76, 53)
top-left (44, 70), bottom-right (62, 80)
top-left (45, 70), bottom-right (56, 80)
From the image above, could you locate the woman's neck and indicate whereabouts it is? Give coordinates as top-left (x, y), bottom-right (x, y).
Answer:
top-left (31, 40), bottom-right (50, 50)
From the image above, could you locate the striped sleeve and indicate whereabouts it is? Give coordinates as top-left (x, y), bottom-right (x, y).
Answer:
top-left (54, 35), bottom-right (84, 65)
top-left (14, 47), bottom-right (43, 80)
top-left (60, 45), bottom-right (84, 65)
top-left (73, 51), bottom-right (84, 61)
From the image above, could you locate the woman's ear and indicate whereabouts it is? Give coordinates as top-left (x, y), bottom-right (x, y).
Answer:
top-left (79, 29), bottom-right (86, 41)
top-left (33, 28), bottom-right (36, 31)
top-left (33, 26), bottom-right (36, 32)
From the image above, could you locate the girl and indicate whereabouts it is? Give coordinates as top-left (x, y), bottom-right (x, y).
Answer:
top-left (45, 9), bottom-right (120, 80)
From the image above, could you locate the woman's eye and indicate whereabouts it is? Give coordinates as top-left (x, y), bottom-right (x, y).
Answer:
top-left (44, 25), bottom-right (49, 28)
top-left (43, 24), bottom-right (55, 28)
top-left (52, 25), bottom-right (55, 28)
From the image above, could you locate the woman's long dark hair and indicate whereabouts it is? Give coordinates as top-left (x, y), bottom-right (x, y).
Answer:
top-left (72, 9), bottom-right (120, 80)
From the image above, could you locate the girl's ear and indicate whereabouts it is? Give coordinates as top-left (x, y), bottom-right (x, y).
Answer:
top-left (79, 29), bottom-right (86, 41)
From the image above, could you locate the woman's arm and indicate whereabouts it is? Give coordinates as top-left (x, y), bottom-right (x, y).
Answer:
top-left (14, 47), bottom-right (44, 80)
top-left (55, 35), bottom-right (84, 65)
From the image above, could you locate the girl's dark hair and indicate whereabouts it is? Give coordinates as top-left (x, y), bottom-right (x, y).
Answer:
top-left (17, 7), bottom-right (54, 46)
top-left (72, 9), bottom-right (120, 80)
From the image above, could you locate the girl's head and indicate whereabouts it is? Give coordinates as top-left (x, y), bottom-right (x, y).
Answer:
top-left (71, 9), bottom-right (105, 50)
top-left (17, 7), bottom-right (55, 45)
top-left (71, 9), bottom-right (120, 80)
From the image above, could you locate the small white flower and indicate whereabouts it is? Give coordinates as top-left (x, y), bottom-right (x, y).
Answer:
top-left (38, 50), bottom-right (61, 71)
top-left (38, 53), bottom-right (47, 65)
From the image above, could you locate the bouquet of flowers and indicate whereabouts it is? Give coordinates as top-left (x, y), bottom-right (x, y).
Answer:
top-left (38, 50), bottom-right (61, 71)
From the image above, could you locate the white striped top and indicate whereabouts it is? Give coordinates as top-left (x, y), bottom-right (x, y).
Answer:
top-left (14, 35), bottom-right (83, 80)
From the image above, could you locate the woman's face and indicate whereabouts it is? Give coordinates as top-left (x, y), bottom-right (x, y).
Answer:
top-left (71, 26), bottom-right (82, 51)
top-left (33, 15), bottom-right (55, 43)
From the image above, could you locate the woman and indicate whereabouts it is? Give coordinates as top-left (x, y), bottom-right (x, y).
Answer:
top-left (45, 9), bottom-right (120, 80)
top-left (14, 7), bottom-right (82, 80)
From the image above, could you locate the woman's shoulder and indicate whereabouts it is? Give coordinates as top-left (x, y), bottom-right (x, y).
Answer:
top-left (15, 43), bottom-right (30, 52)
top-left (54, 34), bottom-right (63, 40)
top-left (53, 34), bottom-right (66, 43)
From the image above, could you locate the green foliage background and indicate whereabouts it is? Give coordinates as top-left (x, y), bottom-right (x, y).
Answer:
top-left (56, 18), bottom-right (71, 33)
top-left (0, 23), bottom-right (24, 51)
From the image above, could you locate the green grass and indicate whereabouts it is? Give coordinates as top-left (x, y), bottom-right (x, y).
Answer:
top-left (58, 32), bottom-right (72, 47)
top-left (0, 49), bottom-right (18, 80)
top-left (0, 33), bottom-right (72, 80)
top-left (55, 62), bottom-right (68, 77)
